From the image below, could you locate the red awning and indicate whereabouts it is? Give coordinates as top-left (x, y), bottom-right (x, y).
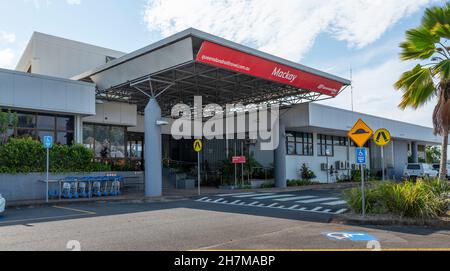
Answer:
top-left (196, 41), bottom-right (343, 97)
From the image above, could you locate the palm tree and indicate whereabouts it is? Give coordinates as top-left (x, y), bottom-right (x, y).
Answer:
top-left (395, 3), bottom-right (450, 180)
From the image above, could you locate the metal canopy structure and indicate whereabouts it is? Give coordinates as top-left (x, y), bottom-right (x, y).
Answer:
top-left (74, 28), bottom-right (351, 117)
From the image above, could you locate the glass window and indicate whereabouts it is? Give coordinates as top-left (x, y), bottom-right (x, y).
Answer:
top-left (17, 129), bottom-right (35, 138)
top-left (110, 126), bottom-right (125, 158)
top-left (286, 132), bottom-right (313, 156)
top-left (94, 125), bottom-right (111, 158)
top-left (57, 132), bottom-right (74, 145)
top-left (83, 124), bottom-right (94, 150)
top-left (318, 134), bottom-right (334, 156)
top-left (57, 116), bottom-right (74, 131)
top-left (37, 115), bottom-right (55, 130)
top-left (17, 113), bottom-right (35, 128)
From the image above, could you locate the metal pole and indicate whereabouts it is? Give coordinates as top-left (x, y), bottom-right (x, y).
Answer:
top-left (234, 141), bottom-right (237, 188)
top-left (326, 156), bottom-right (329, 183)
top-left (198, 152), bottom-right (201, 196)
top-left (46, 148), bottom-right (49, 203)
top-left (381, 146), bottom-right (385, 181)
top-left (241, 142), bottom-right (244, 186)
top-left (361, 164), bottom-right (365, 217)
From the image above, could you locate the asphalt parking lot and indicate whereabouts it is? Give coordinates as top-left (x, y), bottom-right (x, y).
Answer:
top-left (0, 188), bottom-right (449, 251)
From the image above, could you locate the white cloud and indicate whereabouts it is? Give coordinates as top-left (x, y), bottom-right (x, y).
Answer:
top-left (0, 31), bottom-right (16, 43)
top-left (143, 0), bottom-right (436, 61)
top-left (0, 48), bottom-right (15, 69)
top-left (319, 58), bottom-right (437, 128)
top-left (66, 0), bottom-right (81, 5)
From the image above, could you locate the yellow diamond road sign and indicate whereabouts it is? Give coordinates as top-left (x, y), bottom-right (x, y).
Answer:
top-left (374, 128), bottom-right (391, 146)
top-left (348, 119), bottom-right (373, 147)
top-left (193, 139), bottom-right (203, 152)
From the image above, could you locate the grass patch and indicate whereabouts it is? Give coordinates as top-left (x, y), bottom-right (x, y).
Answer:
top-left (344, 178), bottom-right (449, 219)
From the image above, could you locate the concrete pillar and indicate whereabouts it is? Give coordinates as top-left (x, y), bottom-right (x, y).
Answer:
top-left (411, 141), bottom-right (418, 163)
top-left (74, 115), bottom-right (83, 144)
top-left (274, 123), bottom-right (287, 188)
top-left (144, 98), bottom-right (162, 197)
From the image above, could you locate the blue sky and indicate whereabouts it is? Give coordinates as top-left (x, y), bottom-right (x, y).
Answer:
top-left (0, 0), bottom-right (447, 127)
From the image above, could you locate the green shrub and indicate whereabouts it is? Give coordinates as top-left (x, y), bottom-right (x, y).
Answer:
top-left (299, 164), bottom-right (316, 180)
top-left (0, 137), bottom-right (111, 173)
top-left (344, 179), bottom-right (449, 218)
top-left (260, 182), bottom-right (275, 188)
top-left (287, 179), bottom-right (317, 187)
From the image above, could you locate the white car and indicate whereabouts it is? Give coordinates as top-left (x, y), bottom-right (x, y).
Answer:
top-left (0, 194), bottom-right (5, 215)
top-left (403, 163), bottom-right (438, 179)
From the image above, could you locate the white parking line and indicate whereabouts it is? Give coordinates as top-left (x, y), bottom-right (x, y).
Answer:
top-left (230, 200), bottom-right (241, 204)
top-left (251, 194), bottom-right (295, 200)
top-left (249, 201), bottom-right (259, 206)
top-left (232, 193), bottom-right (275, 198)
top-left (335, 208), bottom-right (348, 214)
top-left (322, 200), bottom-right (347, 206)
top-left (274, 196), bottom-right (317, 202)
top-left (288, 205), bottom-right (299, 210)
top-left (297, 197), bottom-right (339, 204)
top-left (213, 198), bottom-right (224, 203)
top-left (216, 192), bottom-right (255, 197)
top-left (267, 203), bottom-right (278, 207)
top-left (311, 207), bottom-right (322, 211)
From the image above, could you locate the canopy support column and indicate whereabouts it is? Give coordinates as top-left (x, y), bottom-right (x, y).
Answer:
top-left (144, 98), bottom-right (162, 197)
top-left (274, 122), bottom-right (287, 188)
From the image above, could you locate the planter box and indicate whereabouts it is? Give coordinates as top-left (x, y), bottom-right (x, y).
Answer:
top-left (250, 179), bottom-right (274, 188)
top-left (0, 171), bottom-right (144, 202)
top-left (176, 179), bottom-right (196, 189)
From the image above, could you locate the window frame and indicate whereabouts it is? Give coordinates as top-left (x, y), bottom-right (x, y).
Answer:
top-left (286, 131), bottom-right (314, 156)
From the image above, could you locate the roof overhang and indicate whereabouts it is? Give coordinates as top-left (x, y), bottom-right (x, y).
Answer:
top-left (73, 28), bottom-right (351, 116)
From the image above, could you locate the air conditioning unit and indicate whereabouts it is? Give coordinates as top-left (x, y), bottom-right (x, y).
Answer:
top-left (351, 164), bottom-right (358, 170)
top-left (345, 161), bottom-right (350, 170)
top-left (321, 163), bottom-right (328, 171)
top-left (335, 161), bottom-right (346, 170)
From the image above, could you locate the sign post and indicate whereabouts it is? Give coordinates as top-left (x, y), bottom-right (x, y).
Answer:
top-left (348, 119), bottom-right (373, 218)
top-left (193, 139), bottom-right (203, 196)
top-left (43, 135), bottom-right (53, 203)
top-left (232, 156), bottom-right (247, 188)
top-left (373, 128), bottom-right (391, 181)
top-left (356, 147), bottom-right (367, 217)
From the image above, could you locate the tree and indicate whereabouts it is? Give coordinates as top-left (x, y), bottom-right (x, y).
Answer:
top-left (394, 3), bottom-right (450, 180)
top-left (426, 145), bottom-right (441, 163)
top-left (0, 110), bottom-right (18, 145)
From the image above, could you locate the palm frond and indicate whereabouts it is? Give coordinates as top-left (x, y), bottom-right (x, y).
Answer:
top-left (399, 27), bottom-right (438, 61)
top-left (395, 65), bottom-right (436, 109)
top-left (434, 59), bottom-right (450, 80)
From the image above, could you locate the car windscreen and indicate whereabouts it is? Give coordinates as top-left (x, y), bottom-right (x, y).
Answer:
top-left (407, 165), bottom-right (421, 170)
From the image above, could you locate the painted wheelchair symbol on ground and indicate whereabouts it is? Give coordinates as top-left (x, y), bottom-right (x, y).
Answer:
top-left (323, 231), bottom-right (378, 241)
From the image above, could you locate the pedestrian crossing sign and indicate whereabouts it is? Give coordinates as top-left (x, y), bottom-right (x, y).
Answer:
top-left (373, 128), bottom-right (391, 146)
top-left (193, 139), bottom-right (203, 152)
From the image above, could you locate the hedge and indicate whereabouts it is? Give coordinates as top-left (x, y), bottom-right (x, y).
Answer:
top-left (0, 137), bottom-right (111, 174)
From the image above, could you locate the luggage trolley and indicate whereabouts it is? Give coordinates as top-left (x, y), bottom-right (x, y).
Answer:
top-left (111, 176), bottom-right (123, 196)
top-left (62, 176), bottom-right (77, 199)
top-left (78, 177), bottom-right (90, 198)
top-left (91, 176), bottom-right (103, 197)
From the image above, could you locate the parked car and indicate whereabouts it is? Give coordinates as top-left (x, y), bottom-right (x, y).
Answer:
top-left (432, 163), bottom-right (450, 179)
top-left (403, 163), bottom-right (438, 179)
top-left (0, 194), bottom-right (5, 215)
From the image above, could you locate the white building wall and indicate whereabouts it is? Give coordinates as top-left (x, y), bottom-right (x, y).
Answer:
top-left (16, 32), bottom-right (125, 79)
top-left (285, 133), bottom-right (370, 183)
top-left (82, 102), bottom-right (137, 127)
top-left (0, 68), bottom-right (95, 115)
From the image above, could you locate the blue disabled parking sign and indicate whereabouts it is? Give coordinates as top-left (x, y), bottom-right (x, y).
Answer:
top-left (43, 135), bottom-right (53, 149)
top-left (356, 148), bottom-right (366, 164)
